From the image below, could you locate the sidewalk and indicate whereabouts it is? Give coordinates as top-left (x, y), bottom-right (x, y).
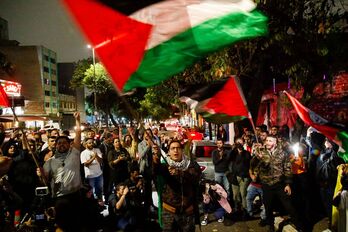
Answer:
top-left (197, 216), bottom-right (329, 232)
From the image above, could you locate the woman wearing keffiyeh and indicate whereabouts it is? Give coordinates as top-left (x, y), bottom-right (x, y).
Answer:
top-left (153, 140), bottom-right (201, 232)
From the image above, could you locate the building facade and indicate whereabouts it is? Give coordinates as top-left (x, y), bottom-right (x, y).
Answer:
top-left (0, 45), bottom-right (60, 128)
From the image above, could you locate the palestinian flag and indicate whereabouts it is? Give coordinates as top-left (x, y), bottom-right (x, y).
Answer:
top-left (284, 91), bottom-right (348, 162)
top-left (0, 85), bottom-right (10, 107)
top-left (62, 0), bottom-right (268, 92)
top-left (180, 76), bottom-right (250, 124)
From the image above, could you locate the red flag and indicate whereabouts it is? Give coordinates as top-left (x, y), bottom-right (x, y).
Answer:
top-left (284, 91), bottom-right (343, 143)
top-left (0, 85), bottom-right (10, 107)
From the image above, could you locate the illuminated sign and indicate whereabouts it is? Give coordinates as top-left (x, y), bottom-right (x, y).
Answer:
top-left (0, 80), bottom-right (21, 97)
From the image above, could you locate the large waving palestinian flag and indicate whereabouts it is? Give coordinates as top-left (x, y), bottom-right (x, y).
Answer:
top-left (180, 76), bottom-right (250, 124)
top-left (62, 0), bottom-right (268, 92)
top-left (284, 91), bottom-right (348, 162)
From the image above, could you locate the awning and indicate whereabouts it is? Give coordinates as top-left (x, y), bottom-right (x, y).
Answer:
top-left (0, 116), bottom-right (48, 122)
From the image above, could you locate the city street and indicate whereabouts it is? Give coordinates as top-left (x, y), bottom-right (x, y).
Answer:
top-left (196, 216), bottom-right (329, 232)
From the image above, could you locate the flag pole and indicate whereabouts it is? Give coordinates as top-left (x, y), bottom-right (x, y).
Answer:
top-left (248, 112), bottom-right (259, 144)
top-left (233, 75), bottom-right (259, 144)
top-left (10, 106), bottom-right (48, 186)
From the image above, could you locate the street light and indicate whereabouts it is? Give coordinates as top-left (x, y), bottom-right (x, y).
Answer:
top-left (87, 44), bottom-right (97, 124)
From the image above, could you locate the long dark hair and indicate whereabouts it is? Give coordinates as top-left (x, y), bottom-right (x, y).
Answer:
top-left (199, 179), bottom-right (221, 201)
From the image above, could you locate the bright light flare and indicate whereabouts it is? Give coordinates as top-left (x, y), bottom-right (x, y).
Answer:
top-left (292, 142), bottom-right (300, 158)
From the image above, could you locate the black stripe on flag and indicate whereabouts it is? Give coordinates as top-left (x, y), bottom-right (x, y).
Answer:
top-left (179, 80), bottom-right (228, 102)
top-left (99, 0), bottom-right (163, 15)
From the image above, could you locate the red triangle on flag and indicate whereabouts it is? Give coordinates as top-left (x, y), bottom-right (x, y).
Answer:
top-left (0, 85), bottom-right (10, 107)
top-left (204, 77), bottom-right (249, 118)
top-left (62, 0), bottom-right (152, 92)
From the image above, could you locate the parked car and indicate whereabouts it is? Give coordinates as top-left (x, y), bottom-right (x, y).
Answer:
top-left (192, 140), bottom-right (232, 180)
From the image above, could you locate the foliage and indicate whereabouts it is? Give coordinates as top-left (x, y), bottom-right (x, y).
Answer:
top-left (70, 0), bottom-right (347, 124)
top-left (83, 63), bottom-right (113, 93)
top-left (169, 0), bottom-right (348, 122)
top-left (70, 57), bottom-right (93, 88)
top-left (139, 82), bottom-right (178, 120)
top-left (70, 58), bottom-right (147, 123)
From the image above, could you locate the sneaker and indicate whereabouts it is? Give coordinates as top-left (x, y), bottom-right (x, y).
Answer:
top-left (201, 218), bottom-right (208, 226)
top-left (217, 216), bottom-right (224, 223)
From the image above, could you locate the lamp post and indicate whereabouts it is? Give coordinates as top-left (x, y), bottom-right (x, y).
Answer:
top-left (87, 45), bottom-right (97, 124)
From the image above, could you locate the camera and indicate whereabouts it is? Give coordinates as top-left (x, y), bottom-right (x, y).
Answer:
top-left (35, 187), bottom-right (49, 196)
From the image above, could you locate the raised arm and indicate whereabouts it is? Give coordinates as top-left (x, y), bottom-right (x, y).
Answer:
top-left (72, 112), bottom-right (81, 149)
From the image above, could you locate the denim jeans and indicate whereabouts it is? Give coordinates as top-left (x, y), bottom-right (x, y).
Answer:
top-left (214, 172), bottom-right (230, 196)
top-left (202, 202), bottom-right (225, 219)
top-left (88, 174), bottom-right (104, 200)
top-left (246, 184), bottom-right (266, 220)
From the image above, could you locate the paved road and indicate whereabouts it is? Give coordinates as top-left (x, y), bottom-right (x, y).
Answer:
top-left (196, 216), bottom-right (329, 232)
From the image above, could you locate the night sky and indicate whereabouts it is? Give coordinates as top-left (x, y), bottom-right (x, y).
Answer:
top-left (0, 0), bottom-right (90, 62)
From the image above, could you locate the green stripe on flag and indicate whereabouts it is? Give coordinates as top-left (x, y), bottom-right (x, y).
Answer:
top-left (124, 10), bottom-right (267, 92)
top-left (202, 112), bottom-right (247, 124)
top-left (338, 131), bottom-right (348, 163)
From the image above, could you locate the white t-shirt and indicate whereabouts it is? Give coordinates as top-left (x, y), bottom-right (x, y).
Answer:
top-left (44, 147), bottom-right (81, 198)
top-left (80, 148), bottom-right (103, 178)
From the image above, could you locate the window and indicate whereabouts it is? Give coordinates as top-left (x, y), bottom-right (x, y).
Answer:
top-left (45, 91), bottom-right (50, 96)
top-left (45, 78), bottom-right (50, 85)
top-left (50, 58), bottom-right (56, 63)
top-left (52, 103), bottom-right (57, 108)
top-left (51, 92), bottom-right (56, 97)
top-left (51, 69), bottom-right (56, 75)
top-left (45, 102), bottom-right (50, 108)
top-left (51, 81), bottom-right (57, 86)
top-left (44, 55), bottom-right (49, 61)
top-left (43, 67), bottom-right (49, 73)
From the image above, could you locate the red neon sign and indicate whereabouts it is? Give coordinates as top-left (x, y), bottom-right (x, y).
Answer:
top-left (1, 81), bottom-right (21, 96)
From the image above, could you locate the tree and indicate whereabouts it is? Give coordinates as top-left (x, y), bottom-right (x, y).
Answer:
top-left (71, 59), bottom-right (118, 125)
top-left (71, 58), bottom-right (147, 125)
top-left (163, 0), bottom-right (347, 125)
top-left (71, 0), bottom-right (347, 126)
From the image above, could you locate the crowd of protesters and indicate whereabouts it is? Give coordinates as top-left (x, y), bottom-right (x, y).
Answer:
top-left (0, 116), bottom-right (347, 232)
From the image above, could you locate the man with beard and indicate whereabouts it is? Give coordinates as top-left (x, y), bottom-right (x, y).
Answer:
top-left (255, 135), bottom-right (306, 232)
top-left (80, 138), bottom-right (103, 204)
top-left (38, 112), bottom-right (82, 231)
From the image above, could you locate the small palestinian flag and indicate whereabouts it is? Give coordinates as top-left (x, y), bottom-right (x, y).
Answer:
top-left (62, 0), bottom-right (268, 92)
top-left (284, 91), bottom-right (348, 162)
top-left (180, 76), bottom-right (250, 124)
